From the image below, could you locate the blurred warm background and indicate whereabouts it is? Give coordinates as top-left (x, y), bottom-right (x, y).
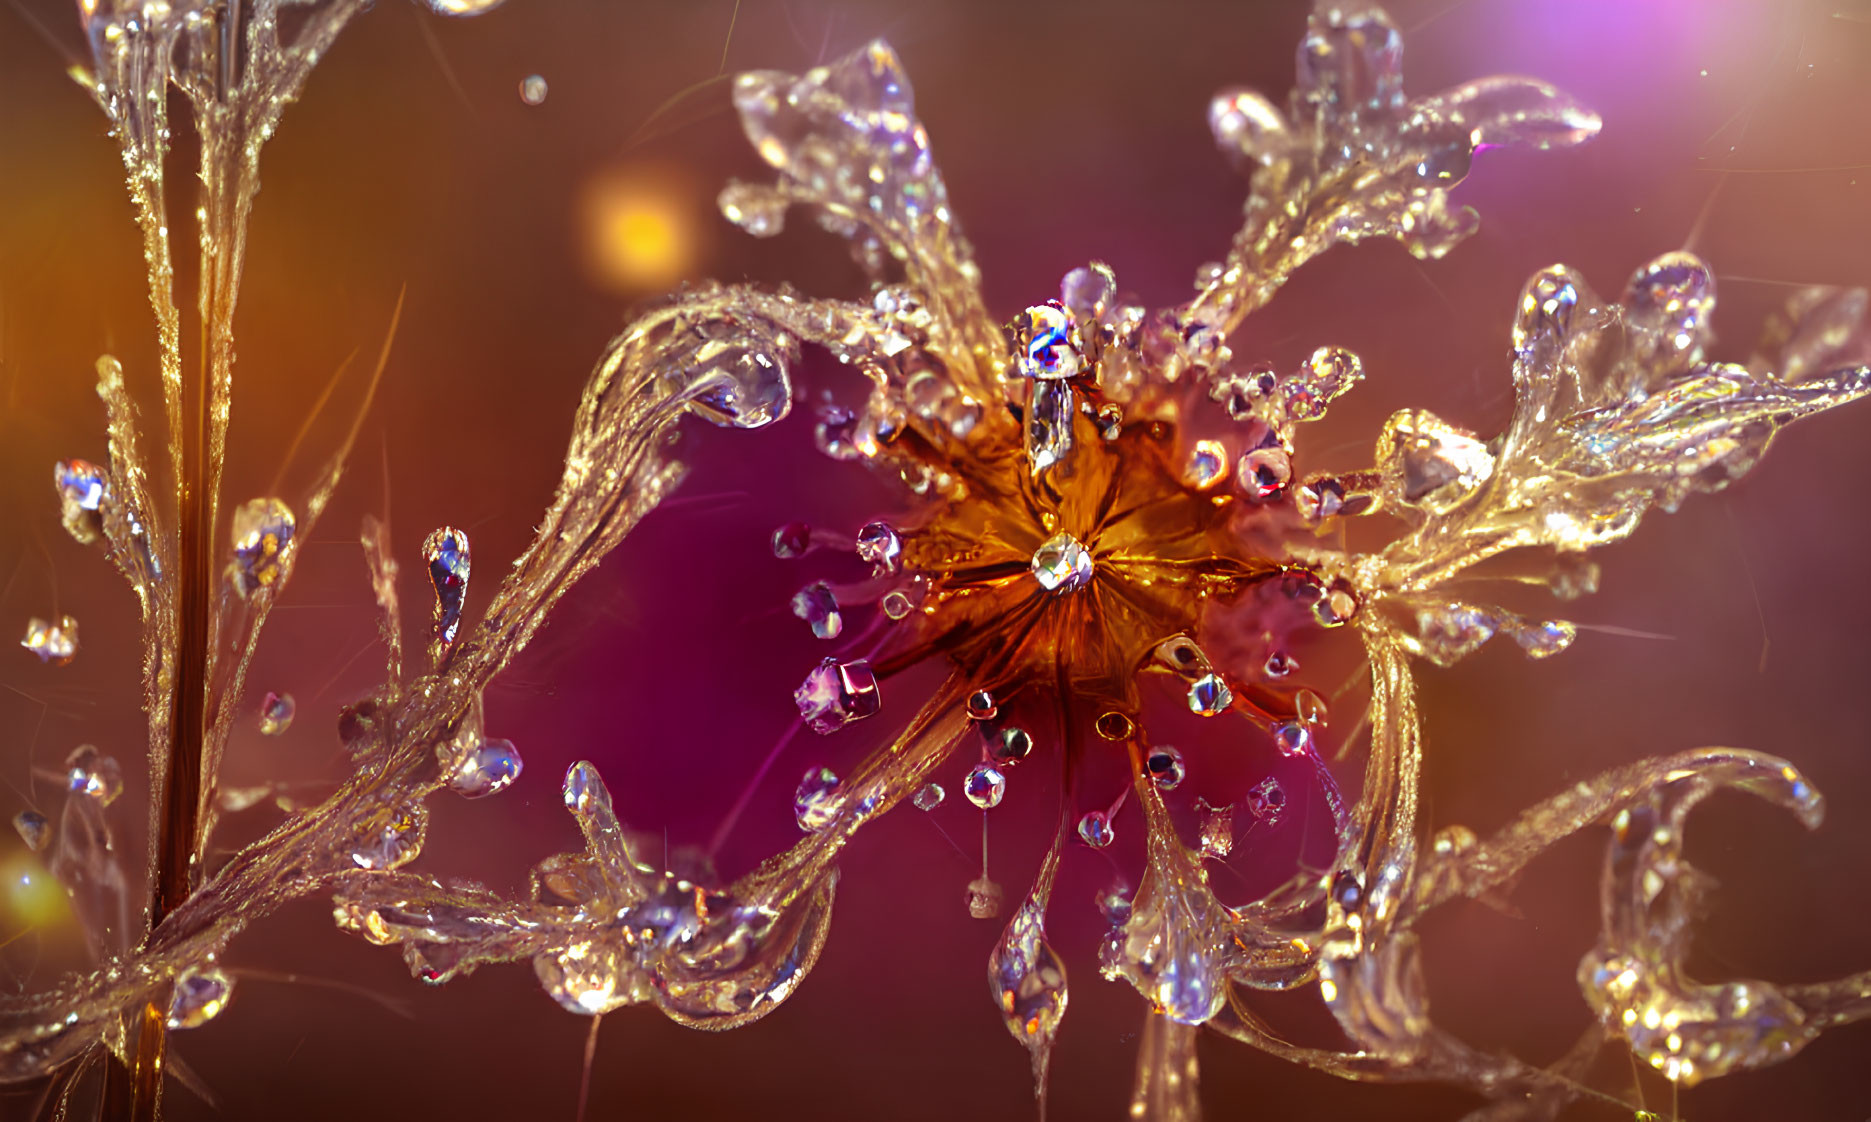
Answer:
top-left (2, 0), bottom-right (1870, 1118)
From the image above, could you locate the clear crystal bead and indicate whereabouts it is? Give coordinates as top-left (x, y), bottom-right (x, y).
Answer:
top-left (1030, 531), bottom-right (1093, 593)
top-left (258, 691), bottom-right (295, 736)
top-left (793, 657), bottom-right (882, 734)
top-left (447, 737), bottom-right (524, 799)
top-left (423, 527), bottom-right (472, 647)
top-left (1187, 673), bottom-right (1232, 717)
top-left (228, 497), bottom-right (297, 598)
top-left (64, 745), bottom-right (121, 805)
top-left (855, 521), bottom-right (903, 573)
top-left (794, 766), bottom-right (841, 832)
top-left (964, 762), bottom-right (1006, 809)
top-left (166, 965), bottom-right (234, 1030)
top-left (790, 582), bottom-right (843, 640)
top-left (1077, 810), bottom-right (1115, 848)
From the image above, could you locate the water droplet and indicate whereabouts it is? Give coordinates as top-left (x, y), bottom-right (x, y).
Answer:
top-left (1016, 301), bottom-right (1083, 380)
top-left (1146, 748), bottom-right (1186, 790)
top-left (1094, 711), bottom-right (1135, 740)
top-left (1030, 531), bottom-right (1094, 593)
top-left (54, 459), bottom-right (108, 544)
top-left (790, 582), bottom-right (843, 640)
top-left (793, 657), bottom-right (881, 734)
top-left (1237, 447), bottom-right (1292, 500)
top-left (1513, 618), bottom-right (1575, 659)
top-left (855, 521), bottom-right (902, 574)
top-left (20, 616), bottom-right (78, 665)
top-left (1077, 810), bottom-right (1115, 848)
top-left (989, 891), bottom-right (1069, 1089)
top-left (1187, 673), bottom-right (1232, 716)
top-left (448, 737), bottom-right (524, 799)
top-left (965, 690), bottom-right (998, 720)
top-left (1294, 688), bottom-right (1329, 726)
top-left (912, 782), bottom-right (945, 811)
top-left (771, 521), bottom-right (812, 558)
top-left (1247, 777), bottom-right (1287, 824)
top-left (1184, 440), bottom-right (1229, 489)
top-left (1263, 651), bottom-right (1296, 678)
top-left (421, 0), bottom-right (507, 14)
top-left (518, 74), bottom-right (547, 105)
top-left (1025, 379), bottom-right (1075, 475)
top-left (1098, 884), bottom-right (1134, 926)
top-left (794, 766), bottom-right (841, 832)
top-left (813, 404), bottom-right (861, 460)
top-left (258, 691), bottom-right (295, 735)
top-left (166, 965), bottom-right (233, 1030)
top-left (1286, 347), bottom-right (1364, 422)
top-left (1626, 251), bottom-right (1716, 368)
top-left (678, 330), bottom-right (792, 429)
top-left (1272, 721), bottom-right (1312, 757)
top-left (880, 578), bottom-right (926, 620)
top-left (12, 810), bottom-right (48, 852)
top-left (719, 181), bottom-right (788, 237)
top-left (1381, 410), bottom-right (1495, 514)
top-left (65, 745), bottom-right (121, 805)
top-left (351, 805), bottom-right (426, 870)
top-left (1514, 266), bottom-right (1586, 365)
top-left (967, 875), bottom-right (1004, 919)
top-left (1094, 402), bottom-right (1124, 441)
top-left (991, 726), bottom-right (1034, 763)
top-left (1155, 635), bottom-right (1212, 677)
top-left (1199, 802), bottom-right (1235, 858)
top-left (1297, 5), bottom-right (1404, 114)
top-left (225, 497), bottom-right (296, 599)
top-left (1295, 475), bottom-right (1348, 523)
top-left (423, 527), bottom-right (472, 649)
top-left (964, 762), bottom-right (1006, 809)
top-left (1208, 87), bottom-right (1290, 166)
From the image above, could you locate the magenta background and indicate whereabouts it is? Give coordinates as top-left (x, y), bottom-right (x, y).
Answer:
top-left (2, 0), bottom-right (1871, 1118)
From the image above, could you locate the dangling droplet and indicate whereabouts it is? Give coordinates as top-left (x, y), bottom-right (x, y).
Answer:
top-left (967, 875), bottom-right (1004, 920)
top-left (1294, 688), bottom-right (1328, 727)
top-left (350, 805), bottom-right (426, 870)
top-left (166, 964), bottom-right (234, 1030)
top-left (518, 74), bottom-right (548, 105)
top-left (448, 738), bottom-right (524, 799)
top-left (1059, 263), bottom-right (1117, 323)
top-left (1025, 380), bottom-right (1075, 475)
top-left (966, 689), bottom-right (998, 720)
top-left (1077, 810), bottom-right (1115, 848)
top-left (1271, 722), bottom-right (1312, 757)
top-left (964, 762), bottom-right (1006, 809)
top-left (1146, 748), bottom-right (1186, 791)
top-left (912, 782), bottom-right (945, 811)
top-left (771, 521), bottom-right (812, 558)
top-left (1030, 531), bottom-right (1094, 593)
top-left (423, 527), bottom-right (472, 650)
top-left (793, 658), bottom-right (881, 734)
top-left (1097, 884), bottom-right (1134, 926)
top-left (855, 521), bottom-right (903, 574)
top-left (54, 459), bottom-right (108, 544)
top-left (1187, 674), bottom-right (1232, 717)
top-left (1513, 618), bottom-right (1576, 659)
top-left (20, 616), bottom-right (79, 666)
top-left (988, 887), bottom-right (1070, 1093)
top-left (1199, 802), bottom-right (1236, 858)
top-left (1247, 777), bottom-right (1287, 824)
top-left (1625, 251), bottom-right (1716, 369)
top-left (794, 766), bottom-right (841, 832)
top-left (1016, 301), bottom-right (1083, 380)
top-left (65, 745), bottom-right (122, 805)
top-left (228, 497), bottom-right (296, 598)
top-left (1184, 440), bottom-right (1228, 490)
top-left (258, 691), bottom-right (295, 736)
top-left (790, 582), bottom-right (843, 639)
top-left (991, 726), bottom-right (1034, 763)
top-left (11, 810), bottom-right (48, 852)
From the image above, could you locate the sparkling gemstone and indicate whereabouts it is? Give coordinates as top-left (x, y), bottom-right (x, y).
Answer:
top-left (1247, 777), bottom-right (1288, 824)
top-left (1025, 379), bottom-right (1075, 474)
top-left (65, 745), bottom-right (122, 805)
top-left (11, 810), bottom-right (48, 852)
top-left (771, 521), bottom-right (812, 558)
top-left (166, 965), bottom-right (234, 1030)
top-left (965, 689), bottom-right (998, 720)
top-left (990, 726), bottom-right (1034, 763)
top-left (1077, 810), bottom-right (1115, 848)
top-left (963, 762), bottom-right (1006, 809)
top-left (20, 616), bottom-right (78, 665)
top-left (448, 737), bottom-right (524, 799)
top-left (1295, 476), bottom-right (1346, 523)
top-left (1237, 447), bottom-right (1292, 499)
top-left (855, 521), bottom-right (903, 573)
top-left (423, 526), bottom-right (472, 647)
top-left (258, 691), bottom-right (295, 736)
top-left (228, 497), bottom-right (297, 598)
top-left (1030, 531), bottom-right (1094, 593)
top-left (1187, 673), bottom-right (1232, 717)
top-left (1146, 747), bottom-right (1186, 790)
top-left (793, 657), bottom-right (881, 734)
top-left (1514, 618), bottom-right (1576, 659)
top-left (911, 782), bottom-right (945, 811)
top-left (1184, 440), bottom-right (1228, 489)
top-left (790, 582), bottom-right (843, 640)
top-left (1016, 301), bottom-right (1083, 380)
top-left (794, 766), bottom-right (841, 832)
top-left (54, 458), bottom-right (108, 544)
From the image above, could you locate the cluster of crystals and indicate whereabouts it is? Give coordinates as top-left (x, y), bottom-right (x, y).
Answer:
top-left (19, 616), bottom-right (79, 666)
